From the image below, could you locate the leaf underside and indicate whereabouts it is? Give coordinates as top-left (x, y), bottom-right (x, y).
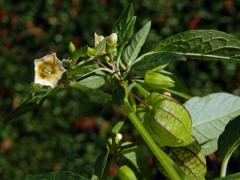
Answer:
top-left (184, 93), bottom-right (240, 155)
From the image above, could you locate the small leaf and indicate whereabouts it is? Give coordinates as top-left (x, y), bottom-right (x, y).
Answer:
top-left (167, 141), bottom-right (207, 179)
top-left (144, 93), bottom-right (192, 147)
top-left (68, 82), bottom-right (111, 104)
top-left (128, 52), bottom-right (186, 77)
top-left (25, 171), bottom-right (89, 180)
top-left (94, 145), bottom-right (110, 179)
top-left (66, 64), bottom-right (99, 79)
top-left (184, 93), bottom-right (240, 155)
top-left (118, 165), bottom-right (137, 180)
top-left (120, 143), bottom-right (151, 179)
top-left (71, 46), bottom-right (88, 64)
top-left (78, 76), bottom-right (105, 89)
top-left (123, 21), bottom-right (151, 67)
top-left (112, 121), bottom-right (125, 134)
top-left (154, 30), bottom-right (240, 63)
top-left (118, 16), bottom-right (136, 46)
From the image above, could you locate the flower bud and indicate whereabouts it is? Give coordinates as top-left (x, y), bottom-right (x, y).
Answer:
top-left (68, 42), bottom-right (76, 53)
top-left (115, 133), bottom-right (123, 143)
top-left (144, 71), bottom-right (175, 89)
top-left (94, 33), bottom-right (104, 47)
top-left (107, 33), bottom-right (118, 48)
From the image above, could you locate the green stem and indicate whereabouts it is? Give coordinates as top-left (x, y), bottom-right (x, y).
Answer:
top-left (123, 99), bottom-right (182, 180)
top-left (220, 139), bottom-right (240, 177)
top-left (128, 82), bottom-right (150, 98)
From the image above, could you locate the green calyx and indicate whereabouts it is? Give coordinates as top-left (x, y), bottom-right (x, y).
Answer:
top-left (167, 141), bottom-right (207, 179)
top-left (143, 93), bottom-right (192, 147)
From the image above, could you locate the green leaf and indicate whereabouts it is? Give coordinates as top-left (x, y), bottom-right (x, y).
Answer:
top-left (120, 143), bottom-right (151, 179)
top-left (123, 21), bottom-right (151, 67)
top-left (144, 93), bottom-right (192, 147)
top-left (118, 165), bottom-right (137, 180)
top-left (112, 121), bottom-right (125, 134)
top-left (25, 171), bottom-right (89, 180)
top-left (113, 3), bottom-right (134, 33)
top-left (78, 76), bottom-right (105, 89)
top-left (66, 64), bottom-right (99, 79)
top-left (118, 16), bottom-right (136, 46)
top-left (184, 93), bottom-right (240, 155)
top-left (71, 46), bottom-right (88, 64)
top-left (94, 145), bottom-right (109, 179)
top-left (128, 52), bottom-right (186, 77)
top-left (68, 82), bottom-right (111, 104)
top-left (167, 141), bottom-right (207, 179)
top-left (154, 30), bottom-right (240, 63)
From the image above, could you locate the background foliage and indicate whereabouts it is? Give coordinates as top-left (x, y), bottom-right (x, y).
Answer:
top-left (1, 0), bottom-right (240, 179)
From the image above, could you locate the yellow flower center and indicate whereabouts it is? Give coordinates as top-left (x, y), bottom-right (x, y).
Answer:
top-left (39, 62), bottom-right (56, 78)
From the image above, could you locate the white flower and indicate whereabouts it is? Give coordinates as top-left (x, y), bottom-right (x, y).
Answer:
top-left (94, 33), bottom-right (105, 47)
top-left (34, 53), bottom-right (66, 88)
top-left (115, 133), bottom-right (123, 143)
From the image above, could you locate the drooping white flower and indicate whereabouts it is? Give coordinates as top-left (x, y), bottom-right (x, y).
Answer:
top-left (94, 33), bottom-right (105, 47)
top-left (34, 53), bottom-right (66, 88)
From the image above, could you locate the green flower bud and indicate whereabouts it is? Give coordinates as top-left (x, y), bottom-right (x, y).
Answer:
top-left (144, 71), bottom-right (175, 89)
top-left (68, 42), bottom-right (76, 53)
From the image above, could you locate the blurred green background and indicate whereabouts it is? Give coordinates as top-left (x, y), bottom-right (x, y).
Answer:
top-left (1, 0), bottom-right (240, 179)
